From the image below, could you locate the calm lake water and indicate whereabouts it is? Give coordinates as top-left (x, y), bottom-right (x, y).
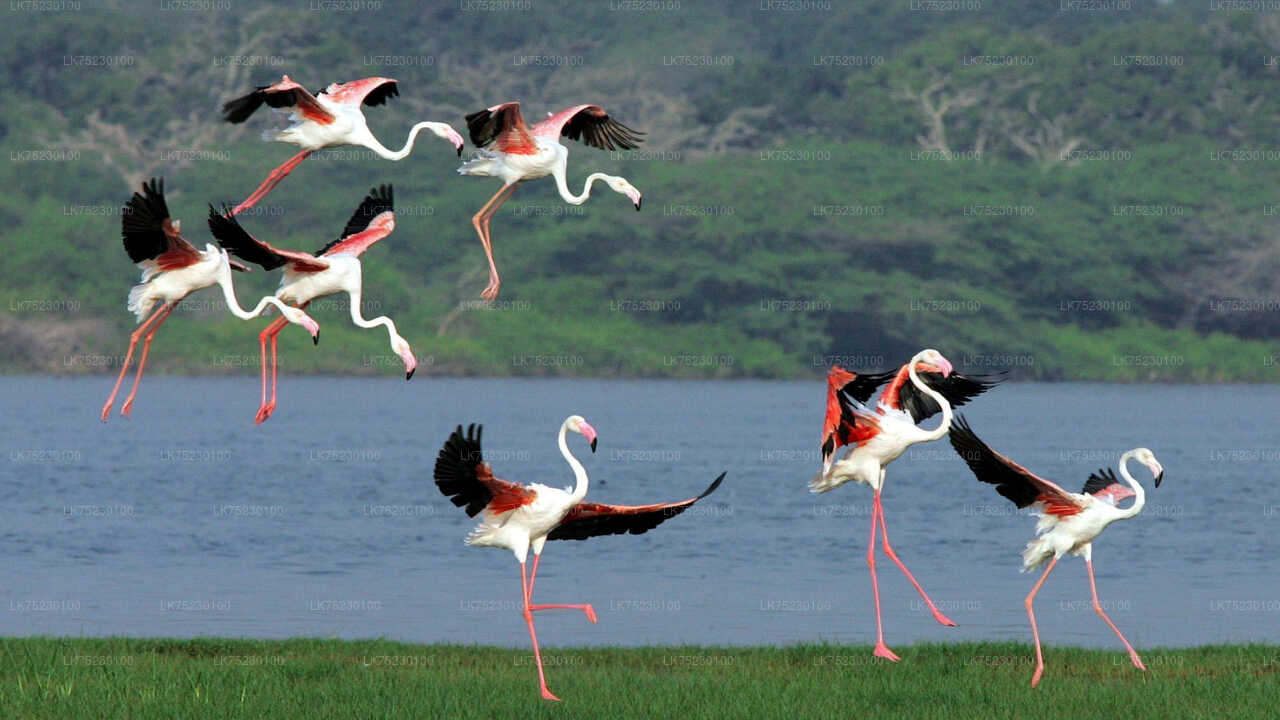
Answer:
top-left (2, 377), bottom-right (1277, 649)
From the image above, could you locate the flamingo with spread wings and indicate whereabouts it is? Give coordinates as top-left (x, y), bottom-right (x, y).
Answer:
top-left (208, 184), bottom-right (416, 424)
top-left (458, 102), bottom-right (644, 299)
top-left (949, 416), bottom-right (1164, 687)
top-left (814, 350), bottom-right (1003, 660)
top-left (433, 420), bottom-right (724, 701)
top-left (100, 178), bottom-right (319, 422)
top-left (222, 75), bottom-right (464, 215)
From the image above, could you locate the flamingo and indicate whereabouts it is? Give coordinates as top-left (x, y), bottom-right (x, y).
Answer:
top-left (813, 349), bottom-right (1002, 661)
top-left (433, 420), bottom-right (725, 701)
top-left (207, 184), bottom-right (416, 424)
top-left (100, 178), bottom-right (319, 422)
top-left (221, 75), bottom-right (465, 215)
top-left (458, 102), bottom-right (644, 299)
top-left (948, 415), bottom-right (1164, 687)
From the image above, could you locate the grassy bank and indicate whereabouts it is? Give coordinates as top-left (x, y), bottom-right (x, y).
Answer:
top-left (1, 638), bottom-right (1275, 719)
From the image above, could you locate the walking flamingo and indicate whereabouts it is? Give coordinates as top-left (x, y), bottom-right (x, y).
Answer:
top-left (948, 415), bottom-right (1164, 687)
top-left (208, 184), bottom-right (416, 424)
top-left (459, 102), bottom-right (644, 299)
top-left (433, 420), bottom-right (725, 701)
top-left (221, 75), bottom-right (464, 215)
top-left (813, 349), bottom-right (1002, 660)
top-left (101, 178), bottom-right (319, 422)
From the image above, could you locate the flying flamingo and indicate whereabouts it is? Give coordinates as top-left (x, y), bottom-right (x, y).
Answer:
top-left (101, 178), bottom-right (319, 422)
top-left (459, 102), bottom-right (644, 299)
top-left (813, 349), bottom-right (1002, 661)
top-left (221, 75), bottom-right (464, 215)
top-left (948, 415), bottom-right (1164, 687)
top-left (433, 420), bottom-right (725, 701)
top-left (208, 184), bottom-right (416, 424)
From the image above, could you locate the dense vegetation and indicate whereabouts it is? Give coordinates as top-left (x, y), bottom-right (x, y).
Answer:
top-left (2, 2), bottom-right (1278, 380)
top-left (1, 638), bottom-right (1276, 719)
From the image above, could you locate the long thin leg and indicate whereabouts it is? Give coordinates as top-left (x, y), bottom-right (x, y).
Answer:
top-left (875, 492), bottom-right (957, 627)
top-left (471, 182), bottom-right (518, 300)
top-left (120, 303), bottom-right (177, 418)
top-left (866, 497), bottom-right (899, 661)
top-left (232, 150), bottom-right (312, 216)
top-left (1025, 555), bottom-right (1060, 688)
top-left (101, 303), bottom-right (167, 421)
top-left (520, 561), bottom-right (561, 702)
top-left (254, 314), bottom-right (289, 423)
top-left (525, 554), bottom-right (597, 622)
top-left (1086, 559), bottom-right (1146, 672)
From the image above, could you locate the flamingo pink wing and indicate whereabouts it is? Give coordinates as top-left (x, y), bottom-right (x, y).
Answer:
top-left (465, 102), bottom-right (537, 154)
top-left (949, 415), bottom-right (1084, 516)
top-left (547, 473), bottom-right (725, 541)
top-left (531, 104), bottom-right (644, 151)
top-left (320, 77), bottom-right (399, 108)
top-left (475, 463), bottom-right (537, 514)
top-left (821, 366), bottom-right (884, 467)
top-left (262, 76), bottom-right (335, 125)
top-left (313, 185), bottom-right (395, 259)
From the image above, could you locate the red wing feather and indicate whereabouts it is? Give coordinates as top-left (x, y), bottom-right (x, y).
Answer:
top-left (321, 77), bottom-right (398, 108)
top-left (475, 463), bottom-right (537, 514)
top-left (532, 104), bottom-right (644, 151)
top-left (821, 366), bottom-right (882, 467)
top-left (949, 415), bottom-right (1084, 515)
top-left (465, 102), bottom-right (537, 154)
top-left (547, 473), bottom-right (725, 541)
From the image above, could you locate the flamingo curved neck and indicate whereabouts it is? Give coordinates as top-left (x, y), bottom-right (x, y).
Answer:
top-left (908, 357), bottom-right (952, 441)
top-left (1116, 450), bottom-right (1147, 518)
top-left (216, 268), bottom-right (292, 320)
top-left (558, 420), bottom-right (590, 503)
top-left (365, 122), bottom-right (439, 161)
top-left (552, 165), bottom-right (611, 205)
top-left (345, 287), bottom-right (401, 349)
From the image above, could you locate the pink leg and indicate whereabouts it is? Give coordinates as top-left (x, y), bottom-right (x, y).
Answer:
top-left (1086, 559), bottom-right (1146, 672)
top-left (232, 150), bottom-right (312, 216)
top-left (875, 492), bottom-right (956, 627)
top-left (525, 554), bottom-right (597, 623)
top-left (254, 314), bottom-right (289, 424)
top-left (1025, 555), bottom-right (1060, 688)
top-left (866, 499), bottom-right (899, 661)
top-left (101, 303), bottom-right (167, 422)
top-left (519, 561), bottom-right (561, 702)
top-left (120, 303), bottom-right (177, 418)
top-left (471, 182), bottom-right (518, 300)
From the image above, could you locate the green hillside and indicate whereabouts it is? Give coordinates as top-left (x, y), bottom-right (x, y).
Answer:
top-left (2, 1), bottom-right (1277, 380)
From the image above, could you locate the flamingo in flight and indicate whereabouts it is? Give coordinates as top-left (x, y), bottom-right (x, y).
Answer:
top-left (221, 75), bottom-right (464, 215)
top-left (814, 349), bottom-right (1002, 661)
top-left (948, 416), bottom-right (1164, 687)
top-left (101, 178), bottom-right (319, 422)
top-left (208, 184), bottom-right (417, 424)
top-left (433, 420), bottom-right (725, 701)
top-left (459, 102), bottom-right (644, 299)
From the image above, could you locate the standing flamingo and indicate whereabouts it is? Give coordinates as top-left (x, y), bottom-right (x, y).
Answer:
top-left (459, 102), bottom-right (644, 299)
top-left (101, 178), bottom-right (319, 422)
top-left (813, 349), bottom-right (1002, 660)
top-left (221, 75), bottom-right (464, 215)
top-left (208, 184), bottom-right (416, 424)
top-left (433, 420), bottom-right (725, 701)
top-left (948, 415), bottom-right (1164, 687)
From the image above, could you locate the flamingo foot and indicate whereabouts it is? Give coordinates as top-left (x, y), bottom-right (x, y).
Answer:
top-left (254, 402), bottom-right (276, 425)
top-left (1030, 665), bottom-right (1044, 688)
top-left (1129, 653), bottom-right (1147, 672)
top-left (540, 687), bottom-right (561, 702)
top-left (481, 282), bottom-right (500, 301)
top-left (932, 610), bottom-right (958, 627)
top-left (120, 398), bottom-right (135, 419)
top-left (100, 402), bottom-right (113, 423)
top-left (872, 643), bottom-right (900, 662)
top-left (584, 605), bottom-right (597, 624)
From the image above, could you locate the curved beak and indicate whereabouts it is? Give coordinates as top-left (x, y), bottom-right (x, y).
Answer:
top-left (301, 316), bottom-right (320, 344)
top-left (448, 128), bottom-right (465, 156)
top-left (937, 356), bottom-right (954, 378)
top-left (624, 187), bottom-right (642, 211)
top-left (401, 349), bottom-right (417, 381)
top-left (1148, 460), bottom-right (1164, 488)
top-left (579, 421), bottom-right (598, 453)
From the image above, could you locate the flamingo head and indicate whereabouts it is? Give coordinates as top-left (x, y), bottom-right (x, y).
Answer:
top-left (281, 306), bottom-right (320, 344)
top-left (428, 122), bottom-right (466, 156)
top-left (392, 335), bottom-right (417, 380)
top-left (1132, 447), bottom-right (1164, 487)
top-left (914, 348), bottom-right (953, 378)
top-left (604, 175), bottom-right (642, 211)
top-left (566, 415), bottom-right (598, 453)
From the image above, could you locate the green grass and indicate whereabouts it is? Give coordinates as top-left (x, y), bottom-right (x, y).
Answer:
top-left (1, 638), bottom-right (1275, 719)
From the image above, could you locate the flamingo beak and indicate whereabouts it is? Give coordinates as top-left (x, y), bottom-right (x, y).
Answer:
top-left (302, 317), bottom-right (320, 344)
top-left (1149, 461), bottom-right (1164, 487)
top-left (936, 356), bottom-right (954, 378)
top-left (624, 188), bottom-right (642, 211)
top-left (449, 129), bottom-right (465, 156)
top-left (579, 421), bottom-right (598, 453)
top-left (401, 349), bottom-right (417, 380)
